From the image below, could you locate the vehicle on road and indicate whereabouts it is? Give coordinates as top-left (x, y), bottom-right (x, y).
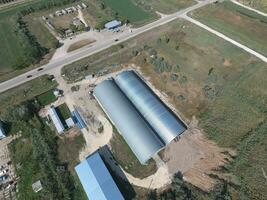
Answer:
top-left (114, 39), bottom-right (119, 42)
top-left (26, 75), bottom-right (32, 78)
top-left (37, 68), bottom-right (44, 71)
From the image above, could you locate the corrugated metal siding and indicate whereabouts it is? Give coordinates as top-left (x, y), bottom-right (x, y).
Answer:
top-left (72, 110), bottom-right (86, 129)
top-left (94, 80), bottom-right (164, 164)
top-left (75, 152), bottom-right (125, 200)
top-left (48, 107), bottom-right (65, 134)
top-left (115, 71), bottom-right (186, 144)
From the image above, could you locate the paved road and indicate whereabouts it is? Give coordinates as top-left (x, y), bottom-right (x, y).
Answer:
top-left (0, 0), bottom-right (214, 93)
top-left (230, 0), bottom-right (267, 17)
top-left (183, 15), bottom-right (267, 63)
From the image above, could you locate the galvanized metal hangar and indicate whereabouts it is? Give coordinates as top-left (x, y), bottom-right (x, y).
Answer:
top-left (94, 71), bottom-right (186, 164)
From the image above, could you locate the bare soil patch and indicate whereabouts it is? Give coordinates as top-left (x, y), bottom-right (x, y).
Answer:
top-left (67, 39), bottom-right (96, 52)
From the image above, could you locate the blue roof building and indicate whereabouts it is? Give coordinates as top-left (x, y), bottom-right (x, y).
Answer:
top-left (105, 20), bottom-right (122, 29)
top-left (75, 152), bottom-right (125, 200)
top-left (71, 110), bottom-right (86, 129)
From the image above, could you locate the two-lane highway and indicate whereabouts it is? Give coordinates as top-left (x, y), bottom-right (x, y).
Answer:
top-left (0, 0), bottom-right (215, 93)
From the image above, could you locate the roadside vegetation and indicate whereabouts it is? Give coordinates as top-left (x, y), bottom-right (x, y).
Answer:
top-left (62, 19), bottom-right (267, 199)
top-left (0, 0), bottom-right (81, 82)
top-left (191, 1), bottom-right (267, 57)
top-left (0, 75), bottom-right (57, 112)
top-left (236, 0), bottom-right (267, 13)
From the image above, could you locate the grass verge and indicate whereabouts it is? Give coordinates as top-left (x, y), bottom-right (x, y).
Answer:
top-left (190, 1), bottom-right (267, 57)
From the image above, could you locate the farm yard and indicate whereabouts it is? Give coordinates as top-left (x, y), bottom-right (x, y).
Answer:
top-left (190, 1), bottom-right (267, 57)
top-left (62, 19), bottom-right (267, 199)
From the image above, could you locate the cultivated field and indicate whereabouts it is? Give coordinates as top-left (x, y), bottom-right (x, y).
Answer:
top-left (191, 1), bottom-right (267, 57)
top-left (62, 19), bottom-right (267, 199)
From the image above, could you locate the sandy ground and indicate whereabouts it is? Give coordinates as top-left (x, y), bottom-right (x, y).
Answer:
top-left (122, 155), bottom-right (171, 189)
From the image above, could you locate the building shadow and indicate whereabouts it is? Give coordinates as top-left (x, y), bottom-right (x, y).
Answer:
top-left (99, 145), bottom-right (136, 200)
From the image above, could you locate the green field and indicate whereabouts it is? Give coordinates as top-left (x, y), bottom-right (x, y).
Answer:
top-left (133, 0), bottom-right (196, 14)
top-left (62, 19), bottom-right (267, 199)
top-left (0, 75), bottom-right (57, 113)
top-left (191, 1), bottom-right (267, 57)
top-left (36, 89), bottom-right (57, 106)
top-left (24, 15), bottom-right (58, 49)
top-left (56, 103), bottom-right (71, 121)
top-left (101, 0), bottom-right (154, 25)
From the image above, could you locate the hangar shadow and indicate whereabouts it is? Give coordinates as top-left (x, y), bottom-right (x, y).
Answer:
top-left (99, 145), bottom-right (136, 200)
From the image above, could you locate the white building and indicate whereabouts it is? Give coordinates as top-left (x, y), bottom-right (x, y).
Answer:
top-left (0, 123), bottom-right (6, 139)
top-left (48, 106), bottom-right (65, 134)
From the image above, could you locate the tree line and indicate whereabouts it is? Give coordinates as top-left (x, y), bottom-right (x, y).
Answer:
top-left (2, 101), bottom-right (84, 199)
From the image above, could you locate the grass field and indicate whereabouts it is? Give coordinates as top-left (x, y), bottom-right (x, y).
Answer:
top-left (237, 0), bottom-right (267, 13)
top-left (0, 0), bottom-right (58, 82)
top-left (24, 15), bottom-right (58, 49)
top-left (56, 103), bottom-right (71, 121)
top-left (62, 19), bottom-right (267, 199)
top-left (36, 89), bottom-right (57, 106)
top-left (101, 0), bottom-right (154, 25)
top-left (191, 1), bottom-right (267, 57)
top-left (0, 75), bottom-right (58, 113)
top-left (133, 0), bottom-right (196, 14)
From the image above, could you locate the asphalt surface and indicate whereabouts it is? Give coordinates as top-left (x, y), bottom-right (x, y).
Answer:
top-left (0, 0), bottom-right (223, 93)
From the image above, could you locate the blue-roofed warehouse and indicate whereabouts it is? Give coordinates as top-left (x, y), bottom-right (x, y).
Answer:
top-left (75, 152), bottom-right (125, 200)
top-left (105, 20), bottom-right (121, 29)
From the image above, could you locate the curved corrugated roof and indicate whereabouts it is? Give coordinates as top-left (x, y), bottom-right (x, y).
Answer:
top-left (115, 71), bottom-right (186, 144)
top-left (94, 80), bottom-right (164, 164)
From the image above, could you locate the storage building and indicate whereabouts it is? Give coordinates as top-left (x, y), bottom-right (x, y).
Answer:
top-left (94, 70), bottom-right (187, 164)
top-left (0, 123), bottom-right (6, 139)
top-left (75, 151), bottom-right (124, 200)
top-left (105, 20), bottom-right (122, 30)
top-left (48, 106), bottom-right (65, 134)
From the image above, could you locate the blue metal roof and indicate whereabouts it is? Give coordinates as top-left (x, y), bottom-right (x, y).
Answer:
top-left (105, 20), bottom-right (121, 29)
top-left (115, 71), bottom-right (186, 144)
top-left (94, 80), bottom-right (164, 164)
top-left (75, 152), bottom-right (124, 200)
top-left (72, 110), bottom-right (86, 129)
